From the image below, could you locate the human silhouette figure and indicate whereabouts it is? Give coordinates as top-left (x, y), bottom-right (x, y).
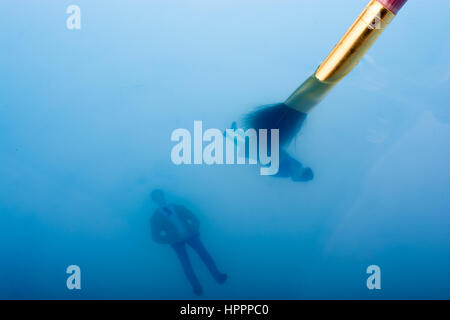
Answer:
top-left (150, 189), bottom-right (227, 296)
top-left (276, 150), bottom-right (314, 182)
top-left (225, 121), bottom-right (314, 182)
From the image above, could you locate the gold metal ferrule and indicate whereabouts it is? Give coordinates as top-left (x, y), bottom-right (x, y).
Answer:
top-left (315, 0), bottom-right (395, 83)
top-left (285, 0), bottom-right (397, 113)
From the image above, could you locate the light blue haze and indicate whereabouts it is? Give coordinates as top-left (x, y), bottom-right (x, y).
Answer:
top-left (0, 0), bottom-right (449, 299)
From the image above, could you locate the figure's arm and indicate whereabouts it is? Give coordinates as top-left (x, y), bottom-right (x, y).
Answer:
top-left (150, 214), bottom-right (169, 244)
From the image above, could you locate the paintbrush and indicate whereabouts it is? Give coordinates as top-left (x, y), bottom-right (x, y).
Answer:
top-left (243, 0), bottom-right (408, 148)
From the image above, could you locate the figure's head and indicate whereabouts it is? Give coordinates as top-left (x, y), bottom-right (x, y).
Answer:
top-left (151, 189), bottom-right (166, 207)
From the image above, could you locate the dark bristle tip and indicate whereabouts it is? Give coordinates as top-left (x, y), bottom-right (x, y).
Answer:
top-left (243, 103), bottom-right (307, 147)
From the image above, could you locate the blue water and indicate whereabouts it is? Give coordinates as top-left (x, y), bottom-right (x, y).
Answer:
top-left (1, 0), bottom-right (449, 299)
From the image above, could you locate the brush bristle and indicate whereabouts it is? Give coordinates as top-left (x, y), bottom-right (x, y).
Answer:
top-left (243, 103), bottom-right (307, 147)
top-left (377, 0), bottom-right (407, 14)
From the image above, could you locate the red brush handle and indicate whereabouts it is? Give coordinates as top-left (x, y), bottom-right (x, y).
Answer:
top-left (376, 0), bottom-right (408, 14)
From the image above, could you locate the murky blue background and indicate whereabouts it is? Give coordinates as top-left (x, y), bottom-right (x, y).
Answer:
top-left (1, 0), bottom-right (449, 299)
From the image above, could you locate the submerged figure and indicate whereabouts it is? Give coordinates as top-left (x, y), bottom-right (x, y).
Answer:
top-left (225, 121), bottom-right (314, 182)
top-left (150, 189), bottom-right (227, 296)
top-left (276, 150), bottom-right (314, 182)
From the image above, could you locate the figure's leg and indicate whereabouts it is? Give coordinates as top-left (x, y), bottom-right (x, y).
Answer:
top-left (187, 236), bottom-right (227, 284)
top-left (171, 242), bottom-right (203, 295)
